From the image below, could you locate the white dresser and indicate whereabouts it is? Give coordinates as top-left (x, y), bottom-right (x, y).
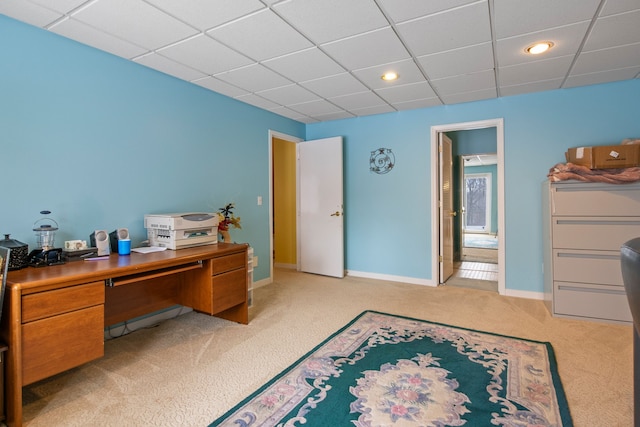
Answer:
top-left (542, 180), bottom-right (640, 324)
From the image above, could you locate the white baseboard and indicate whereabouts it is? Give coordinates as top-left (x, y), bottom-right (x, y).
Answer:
top-left (347, 270), bottom-right (543, 300)
top-left (274, 262), bottom-right (296, 269)
top-left (504, 289), bottom-right (544, 300)
top-left (346, 270), bottom-right (437, 287)
top-left (253, 276), bottom-right (271, 289)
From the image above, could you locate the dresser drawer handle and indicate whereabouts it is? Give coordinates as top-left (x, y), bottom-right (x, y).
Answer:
top-left (555, 219), bottom-right (640, 226)
top-left (558, 284), bottom-right (625, 295)
top-left (556, 252), bottom-right (619, 260)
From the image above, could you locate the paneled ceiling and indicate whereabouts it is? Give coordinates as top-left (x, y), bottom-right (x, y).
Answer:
top-left (2, 0), bottom-right (639, 123)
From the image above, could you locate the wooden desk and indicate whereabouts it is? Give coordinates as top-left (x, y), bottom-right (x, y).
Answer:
top-left (0, 243), bottom-right (248, 427)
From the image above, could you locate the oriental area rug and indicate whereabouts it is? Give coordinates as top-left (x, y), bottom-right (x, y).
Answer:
top-left (210, 311), bottom-right (572, 427)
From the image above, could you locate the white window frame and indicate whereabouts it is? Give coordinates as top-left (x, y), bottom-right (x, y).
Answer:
top-left (463, 172), bottom-right (492, 232)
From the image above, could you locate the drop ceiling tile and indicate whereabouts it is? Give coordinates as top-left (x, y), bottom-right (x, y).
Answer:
top-left (235, 93), bottom-right (281, 110)
top-left (273, 0), bottom-right (388, 44)
top-left (207, 9), bottom-right (312, 61)
top-left (145, 0), bottom-right (265, 31)
top-left (256, 84), bottom-right (320, 105)
top-left (500, 78), bottom-right (564, 96)
top-left (392, 97), bottom-right (442, 111)
top-left (27, 0), bottom-right (88, 14)
top-left (329, 91), bottom-right (387, 110)
top-left (3, 0), bottom-right (639, 123)
top-left (157, 34), bottom-right (253, 75)
top-left (396, 2), bottom-right (491, 57)
top-left (565, 66), bottom-right (640, 88)
top-left (313, 110), bottom-right (356, 121)
top-left (288, 99), bottom-right (343, 116)
top-left (583, 9), bottom-right (640, 52)
top-left (268, 106), bottom-right (309, 121)
top-left (50, 18), bottom-right (148, 59)
top-left (430, 70), bottom-right (496, 96)
top-left (300, 73), bottom-right (369, 99)
top-left (495, 21), bottom-right (590, 67)
top-left (418, 42), bottom-right (494, 80)
top-left (600, 0), bottom-right (640, 16)
top-left (376, 81), bottom-right (438, 104)
top-left (572, 43), bottom-right (640, 75)
top-left (349, 104), bottom-right (397, 116)
top-left (499, 56), bottom-right (574, 87)
top-left (0, 0), bottom-right (62, 27)
top-left (71, 0), bottom-right (198, 50)
top-left (378, 0), bottom-right (479, 23)
top-left (191, 76), bottom-right (249, 98)
top-left (493, 0), bottom-right (601, 39)
top-left (352, 59), bottom-right (426, 90)
top-left (321, 27), bottom-right (410, 70)
top-left (214, 63), bottom-right (292, 93)
top-left (134, 52), bottom-right (207, 81)
top-left (262, 48), bottom-right (345, 82)
top-left (440, 88), bottom-right (497, 104)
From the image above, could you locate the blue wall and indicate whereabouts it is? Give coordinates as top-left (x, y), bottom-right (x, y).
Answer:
top-left (3, 15), bottom-right (640, 295)
top-left (0, 15), bottom-right (305, 281)
top-left (307, 79), bottom-right (640, 293)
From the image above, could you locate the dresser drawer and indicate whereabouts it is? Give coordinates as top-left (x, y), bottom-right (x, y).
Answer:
top-left (552, 217), bottom-right (640, 250)
top-left (212, 268), bottom-right (246, 314)
top-left (211, 252), bottom-right (245, 275)
top-left (22, 281), bottom-right (105, 323)
top-left (551, 182), bottom-right (640, 216)
top-left (552, 249), bottom-right (622, 286)
top-left (22, 305), bottom-right (104, 385)
top-left (554, 281), bottom-right (632, 323)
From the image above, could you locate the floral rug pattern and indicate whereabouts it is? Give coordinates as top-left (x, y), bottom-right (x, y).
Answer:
top-left (210, 311), bottom-right (571, 426)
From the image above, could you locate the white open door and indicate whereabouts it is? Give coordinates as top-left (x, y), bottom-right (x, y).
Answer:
top-left (439, 133), bottom-right (454, 283)
top-left (298, 136), bottom-right (344, 278)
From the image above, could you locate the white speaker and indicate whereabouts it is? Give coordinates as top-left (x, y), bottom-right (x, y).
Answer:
top-left (116, 228), bottom-right (129, 240)
top-left (92, 230), bottom-right (110, 256)
top-left (109, 228), bottom-right (130, 252)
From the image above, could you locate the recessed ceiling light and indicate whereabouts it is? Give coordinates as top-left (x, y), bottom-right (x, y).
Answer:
top-left (381, 72), bottom-right (398, 81)
top-left (525, 41), bottom-right (554, 55)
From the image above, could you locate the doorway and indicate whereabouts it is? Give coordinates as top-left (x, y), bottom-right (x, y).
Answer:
top-left (431, 119), bottom-right (505, 294)
top-left (269, 131), bottom-right (302, 284)
top-left (268, 131), bottom-right (345, 282)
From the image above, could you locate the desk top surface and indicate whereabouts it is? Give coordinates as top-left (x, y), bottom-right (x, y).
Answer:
top-left (6, 243), bottom-right (247, 292)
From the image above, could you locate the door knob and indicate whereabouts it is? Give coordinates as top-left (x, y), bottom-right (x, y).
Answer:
top-left (331, 211), bottom-right (341, 217)
top-left (449, 211), bottom-right (457, 217)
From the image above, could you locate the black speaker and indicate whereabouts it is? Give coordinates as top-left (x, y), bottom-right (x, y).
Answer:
top-left (109, 228), bottom-right (130, 253)
top-left (90, 230), bottom-right (110, 256)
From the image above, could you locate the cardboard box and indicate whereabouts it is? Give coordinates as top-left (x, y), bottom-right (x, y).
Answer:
top-left (565, 144), bottom-right (640, 169)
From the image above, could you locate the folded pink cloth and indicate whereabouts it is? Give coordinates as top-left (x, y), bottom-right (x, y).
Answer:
top-left (548, 162), bottom-right (640, 184)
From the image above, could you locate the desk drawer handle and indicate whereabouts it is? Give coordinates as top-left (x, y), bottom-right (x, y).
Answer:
top-left (106, 262), bottom-right (203, 287)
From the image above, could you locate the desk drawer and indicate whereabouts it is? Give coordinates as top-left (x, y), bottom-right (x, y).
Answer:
top-left (22, 305), bottom-right (104, 385)
top-left (211, 252), bottom-right (245, 275)
top-left (552, 217), bottom-right (640, 251)
top-left (212, 269), bottom-right (246, 313)
top-left (552, 249), bottom-right (622, 286)
top-left (554, 281), bottom-right (631, 323)
top-left (22, 281), bottom-right (105, 323)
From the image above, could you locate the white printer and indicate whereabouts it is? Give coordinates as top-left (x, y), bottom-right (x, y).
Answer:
top-left (144, 212), bottom-right (219, 250)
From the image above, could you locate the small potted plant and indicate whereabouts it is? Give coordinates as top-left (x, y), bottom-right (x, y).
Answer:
top-left (216, 203), bottom-right (241, 243)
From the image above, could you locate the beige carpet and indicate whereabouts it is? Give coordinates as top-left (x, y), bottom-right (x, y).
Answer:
top-left (20, 269), bottom-right (632, 426)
